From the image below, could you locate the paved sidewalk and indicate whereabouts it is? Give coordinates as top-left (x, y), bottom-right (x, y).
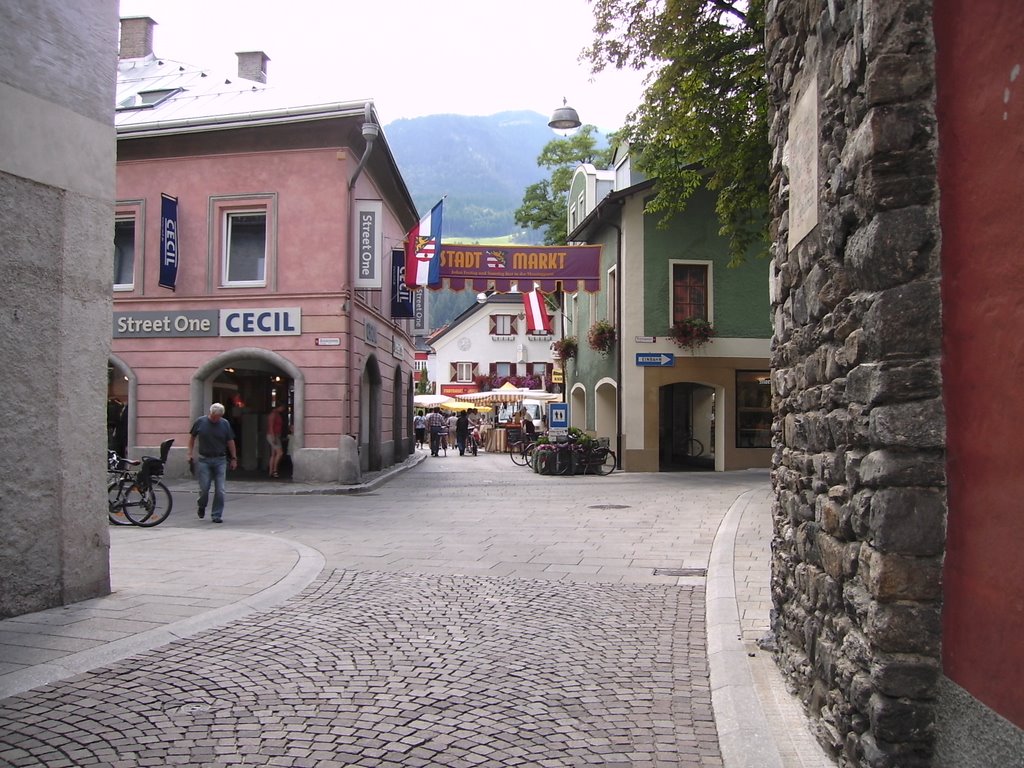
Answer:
top-left (0, 453), bottom-right (833, 767)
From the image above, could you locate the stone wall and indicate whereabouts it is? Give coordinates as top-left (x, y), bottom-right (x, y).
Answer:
top-left (0, 0), bottom-right (118, 617)
top-left (766, 1), bottom-right (945, 766)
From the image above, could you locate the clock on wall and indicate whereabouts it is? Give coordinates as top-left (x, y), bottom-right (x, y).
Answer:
top-left (457, 337), bottom-right (472, 351)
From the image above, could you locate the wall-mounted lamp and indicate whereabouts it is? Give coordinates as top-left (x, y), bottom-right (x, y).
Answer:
top-left (548, 97), bottom-right (582, 134)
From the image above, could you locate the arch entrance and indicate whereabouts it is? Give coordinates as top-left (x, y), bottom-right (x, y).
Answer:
top-left (193, 349), bottom-right (303, 480)
top-left (658, 382), bottom-right (716, 471)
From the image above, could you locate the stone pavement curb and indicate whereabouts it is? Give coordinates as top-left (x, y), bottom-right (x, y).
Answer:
top-left (0, 534), bottom-right (324, 701)
top-left (707, 488), bottom-right (784, 768)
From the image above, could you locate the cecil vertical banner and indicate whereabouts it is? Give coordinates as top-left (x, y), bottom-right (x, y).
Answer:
top-left (159, 193), bottom-right (179, 290)
top-left (390, 248), bottom-right (415, 318)
top-left (354, 200), bottom-right (383, 289)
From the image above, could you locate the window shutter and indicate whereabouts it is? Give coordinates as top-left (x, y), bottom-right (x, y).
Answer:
top-left (450, 362), bottom-right (457, 381)
top-left (472, 363), bottom-right (480, 378)
top-left (489, 362), bottom-right (497, 376)
top-left (489, 315), bottom-right (497, 335)
top-left (511, 315), bottom-right (519, 335)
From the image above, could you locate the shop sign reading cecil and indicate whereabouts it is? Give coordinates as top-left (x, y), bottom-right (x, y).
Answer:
top-left (113, 308), bottom-right (301, 338)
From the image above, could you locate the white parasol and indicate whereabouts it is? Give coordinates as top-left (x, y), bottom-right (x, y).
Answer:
top-left (414, 393), bottom-right (453, 406)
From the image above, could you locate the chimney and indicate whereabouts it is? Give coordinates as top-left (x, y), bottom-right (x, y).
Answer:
top-left (236, 51), bottom-right (270, 84)
top-left (119, 17), bottom-right (156, 60)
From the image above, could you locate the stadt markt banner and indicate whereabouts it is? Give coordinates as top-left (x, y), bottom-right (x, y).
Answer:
top-left (432, 244), bottom-right (603, 293)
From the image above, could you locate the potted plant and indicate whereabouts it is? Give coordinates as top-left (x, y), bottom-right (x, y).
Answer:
top-left (552, 336), bottom-right (578, 362)
top-left (668, 317), bottom-right (715, 350)
top-left (587, 320), bottom-right (617, 356)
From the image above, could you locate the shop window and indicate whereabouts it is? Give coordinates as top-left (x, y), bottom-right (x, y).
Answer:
top-left (672, 262), bottom-right (711, 323)
top-left (113, 217), bottom-right (136, 290)
top-left (223, 211), bottom-right (267, 286)
top-left (736, 371), bottom-right (772, 448)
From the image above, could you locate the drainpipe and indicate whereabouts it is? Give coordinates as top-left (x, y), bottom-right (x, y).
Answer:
top-left (608, 215), bottom-right (623, 469)
top-left (344, 102), bottom-right (378, 439)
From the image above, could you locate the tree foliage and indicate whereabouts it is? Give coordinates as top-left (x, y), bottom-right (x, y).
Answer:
top-left (583, 0), bottom-right (768, 263)
top-left (514, 125), bottom-right (613, 245)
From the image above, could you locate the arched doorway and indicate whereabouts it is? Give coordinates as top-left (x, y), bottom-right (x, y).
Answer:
top-left (193, 348), bottom-right (303, 480)
top-left (570, 384), bottom-right (587, 429)
top-left (361, 355), bottom-right (382, 472)
top-left (659, 382), bottom-right (715, 470)
top-left (107, 355), bottom-right (136, 457)
top-left (594, 379), bottom-right (617, 442)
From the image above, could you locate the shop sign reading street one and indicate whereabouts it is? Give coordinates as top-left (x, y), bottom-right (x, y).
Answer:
top-left (113, 308), bottom-right (302, 338)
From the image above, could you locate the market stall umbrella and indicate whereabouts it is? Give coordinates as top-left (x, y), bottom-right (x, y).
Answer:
top-left (414, 394), bottom-right (452, 407)
top-left (455, 383), bottom-right (560, 405)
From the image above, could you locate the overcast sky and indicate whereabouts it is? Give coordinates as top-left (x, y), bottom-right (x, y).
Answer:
top-left (117, 0), bottom-right (649, 131)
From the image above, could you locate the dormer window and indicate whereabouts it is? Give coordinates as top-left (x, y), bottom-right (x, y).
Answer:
top-left (117, 88), bottom-right (181, 110)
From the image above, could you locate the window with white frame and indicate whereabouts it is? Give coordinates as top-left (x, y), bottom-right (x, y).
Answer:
top-left (607, 265), bottom-right (617, 325)
top-left (113, 217), bottom-right (136, 290)
top-left (490, 314), bottom-right (517, 336)
top-left (671, 262), bottom-right (711, 322)
top-left (414, 360), bottom-right (428, 372)
top-left (223, 210), bottom-right (267, 286)
top-left (456, 362), bottom-right (473, 382)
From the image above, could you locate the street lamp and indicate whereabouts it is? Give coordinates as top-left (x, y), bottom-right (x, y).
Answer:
top-left (548, 97), bottom-right (582, 135)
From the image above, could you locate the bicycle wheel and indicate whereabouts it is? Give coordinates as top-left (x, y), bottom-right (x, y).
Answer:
top-left (597, 449), bottom-right (617, 475)
top-left (510, 442), bottom-right (529, 466)
top-left (524, 443), bottom-right (537, 469)
top-left (107, 481), bottom-right (133, 526)
top-left (123, 480), bottom-right (173, 527)
top-left (687, 438), bottom-right (705, 458)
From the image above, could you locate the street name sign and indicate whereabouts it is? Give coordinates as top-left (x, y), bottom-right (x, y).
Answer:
top-left (636, 353), bottom-right (675, 367)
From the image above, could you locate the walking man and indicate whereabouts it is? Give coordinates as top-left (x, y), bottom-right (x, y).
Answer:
top-left (187, 403), bottom-right (238, 523)
top-left (424, 407), bottom-right (447, 456)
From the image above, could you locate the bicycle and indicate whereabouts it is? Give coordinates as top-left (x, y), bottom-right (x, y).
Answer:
top-left (509, 438), bottom-right (536, 467)
top-left (684, 430), bottom-right (705, 458)
top-left (578, 445), bottom-right (617, 475)
top-left (107, 439), bottom-right (174, 527)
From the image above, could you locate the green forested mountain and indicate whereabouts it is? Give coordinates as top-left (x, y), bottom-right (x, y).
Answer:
top-left (384, 111), bottom-right (605, 329)
top-left (385, 111), bottom-right (562, 241)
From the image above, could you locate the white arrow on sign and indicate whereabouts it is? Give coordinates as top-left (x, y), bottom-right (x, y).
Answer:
top-left (635, 353), bottom-right (675, 367)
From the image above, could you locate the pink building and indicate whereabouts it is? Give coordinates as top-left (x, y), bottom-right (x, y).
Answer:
top-left (112, 18), bottom-right (418, 482)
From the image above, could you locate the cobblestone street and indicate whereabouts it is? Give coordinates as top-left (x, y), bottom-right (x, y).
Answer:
top-left (0, 455), bottom-right (791, 767)
top-left (1, 569), bottom-right (717, 767)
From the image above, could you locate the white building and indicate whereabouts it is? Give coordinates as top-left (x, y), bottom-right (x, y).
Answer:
top-left (427, 292), bottom-right (561, 404)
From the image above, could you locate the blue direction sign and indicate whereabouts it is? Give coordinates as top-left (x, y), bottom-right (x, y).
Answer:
top-left (636, 352), bottom-right (675, 367)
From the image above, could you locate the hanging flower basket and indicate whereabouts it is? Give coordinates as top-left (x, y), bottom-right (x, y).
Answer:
top-left (668, 317), bottom-right (715, 350)
top-left (552, 336), bottom-right (578, 362)
top-left (587, 320), bottom-right (616, 356)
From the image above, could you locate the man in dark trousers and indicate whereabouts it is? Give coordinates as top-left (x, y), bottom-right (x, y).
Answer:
top-left (424, 407), bottom-right (447, 457)
top-left (186, 402), bottom-right (238, 523)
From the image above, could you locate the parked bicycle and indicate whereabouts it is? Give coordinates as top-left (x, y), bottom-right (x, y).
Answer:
top-left (107, 439), bottom-right (174, 527)
top-left (684, 430), bottom-right (705, 458)
top-left (509, 438), bottom-right (536, 467)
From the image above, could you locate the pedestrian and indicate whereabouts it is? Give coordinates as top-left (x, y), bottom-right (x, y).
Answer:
top-left (414, 410), bottom-right (427, 449)
top-left (266, 404), bottom-right (286, 478)
top-left (187, 402), bottom-right (238, 524)
top-left (425, 407), bottom-right (447, 456)
top-left (456, 411), bottom-right (470, 456)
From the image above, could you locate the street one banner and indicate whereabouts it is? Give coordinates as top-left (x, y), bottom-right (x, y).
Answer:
top-left (434, 244), bottom-right (603, 293)
top-left (159, 193), bottom-right (179, 290)
top-left (354, 200), bottom-right (383, 289)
